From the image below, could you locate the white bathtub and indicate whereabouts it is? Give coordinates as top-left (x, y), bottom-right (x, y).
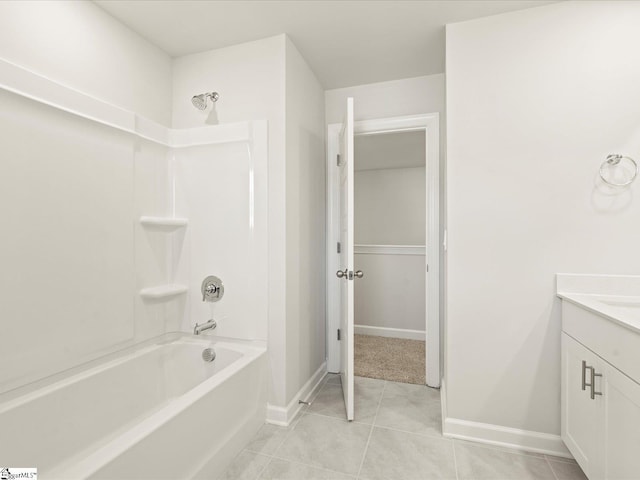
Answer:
top-left (0, 333), bottom-right (267, 479)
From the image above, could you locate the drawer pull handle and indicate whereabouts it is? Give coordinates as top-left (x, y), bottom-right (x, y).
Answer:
top-left (591, 368), bottom-right (603, 400)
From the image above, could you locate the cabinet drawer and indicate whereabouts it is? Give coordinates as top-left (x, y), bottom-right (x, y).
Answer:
top-left (562, 301), bottom-right (640, 382)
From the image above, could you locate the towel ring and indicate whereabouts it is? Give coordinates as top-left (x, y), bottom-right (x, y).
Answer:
top-left (599, 154), bottom-right (638, 187)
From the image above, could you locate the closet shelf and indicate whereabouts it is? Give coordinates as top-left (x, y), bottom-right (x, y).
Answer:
top-left (139, 284), bottom-right (188, 300)
top-left (139, 216), bottom-right (188, 231)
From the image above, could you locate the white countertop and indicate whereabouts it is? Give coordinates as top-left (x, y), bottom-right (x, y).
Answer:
top-left (557, 292), bottom-right (640, 335)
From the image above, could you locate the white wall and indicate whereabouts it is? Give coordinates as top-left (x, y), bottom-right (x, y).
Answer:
top-left (171, 35), bottom-right (285, 131)
top-left (325, 74), bottom-right (445, 125)
top-left (172, 35), bottom-right (326, 411)
top-left (0, 1), bottom-right (172, 125)
top-left (354, 167), bottom-right (426, 334)
top-left (446, 0), bottom-right (640, 440)
top-left (284, 37), bottom-right (327, 402)
top-left (354, 253), bottom-right (425, 334)
top-left (355, 167), bottom-right (426, 245)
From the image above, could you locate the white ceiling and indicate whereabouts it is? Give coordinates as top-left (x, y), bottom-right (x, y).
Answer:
top-left (95, 0), bottom-right (557, 89)
top-left (355, 131), bottom-right (425, 171)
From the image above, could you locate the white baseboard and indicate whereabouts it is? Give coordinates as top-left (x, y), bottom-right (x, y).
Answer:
top-left (443, 416), bottom-right (572, 458)
top-left (266, 361), bottom-right (326, 427)
top-left (355, 324), bottom-right (426, 341)
top-left (441, 379), bottom-right (572, 458)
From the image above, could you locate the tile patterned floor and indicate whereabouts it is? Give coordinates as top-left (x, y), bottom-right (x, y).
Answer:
top-left (218, 374), bottom-right (587, 480)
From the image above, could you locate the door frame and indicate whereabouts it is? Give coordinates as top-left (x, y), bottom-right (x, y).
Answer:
top-left (326, 113), bottom-right (441, 388)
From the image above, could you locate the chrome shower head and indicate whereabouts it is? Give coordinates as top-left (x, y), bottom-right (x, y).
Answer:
top-left (191, 92), bottom-right (219, 110)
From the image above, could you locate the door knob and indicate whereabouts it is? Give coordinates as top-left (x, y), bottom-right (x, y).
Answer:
top-left (336, 269), bottom-right (348, 279)
top-left (354, 270), bottom-right (364, 278)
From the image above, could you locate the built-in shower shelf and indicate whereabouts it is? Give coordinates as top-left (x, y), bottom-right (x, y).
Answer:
top-left (139, 216), bottom-right (188, 231)
top-left (139, 284), bottom-right (188, 300)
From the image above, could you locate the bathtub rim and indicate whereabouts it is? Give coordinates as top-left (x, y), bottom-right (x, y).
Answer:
top-left (0, 332), bottom-right (265, 411)
top-left (45, 335), bottom-right (266, 479)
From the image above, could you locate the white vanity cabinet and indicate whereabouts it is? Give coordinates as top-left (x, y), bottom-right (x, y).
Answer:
top-left (598, 357), bottom-right (640, 480)
top-left (560, 300), bottom-right (640, 480)
top-left (561, 333), bottom-right (598, 474)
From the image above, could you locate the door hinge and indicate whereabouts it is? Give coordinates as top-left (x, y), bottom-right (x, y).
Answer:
top-left (337, 242), bottom-right (341, 253)
top-left (337, 329), bottom-right (341, 340)
top-left (337, 154), bottom-right (341, 166)
top-left (426, 264), bottom-right (429, 272)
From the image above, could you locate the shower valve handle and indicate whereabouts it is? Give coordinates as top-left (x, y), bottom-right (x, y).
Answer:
top-left (201, 275), bottom-right (224, 302)
top-left (203, 284), bottom-right (218, 301)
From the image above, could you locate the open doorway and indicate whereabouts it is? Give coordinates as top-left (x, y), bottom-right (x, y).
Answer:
top-left (327, 110), bottom-right (441, 413)
top-left (353, 130), bottom-right (427, 385)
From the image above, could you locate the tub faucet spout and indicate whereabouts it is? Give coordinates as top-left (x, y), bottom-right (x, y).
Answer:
top-left (194, 319), bottom-right (217, 335)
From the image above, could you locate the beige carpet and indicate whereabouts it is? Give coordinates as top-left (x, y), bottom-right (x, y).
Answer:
top-left (354, 334), bottom-right (426, 385)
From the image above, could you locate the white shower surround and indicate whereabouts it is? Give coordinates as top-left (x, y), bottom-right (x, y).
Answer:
top-left (0, 57), bottom-right (268, 390)
top-left (0, 57), bottom-right (270, 476)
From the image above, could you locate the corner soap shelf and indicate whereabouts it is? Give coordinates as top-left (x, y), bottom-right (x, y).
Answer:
top-left (139, 216), bottom-right (188, 231)
top-left (138, 216), bottom-right (188, 301)
top-left (139, 284), bottom-right (188, 300)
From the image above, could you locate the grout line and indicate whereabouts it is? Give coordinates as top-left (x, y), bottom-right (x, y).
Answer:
top-left (362, 422), bottom-right (452, 443)
top-left (452, 440), bottom-right (460, 480)
top-left (270, 417), bottom-right (303, 459)
top-left (245, 422), bottom-right (296, 457)
top-left (254, 454), bottom-right (275, 480)
top-left (545, 456), bottom-right (560, 480)
top-left (304, 410), bottom-right (374, 427)
top-left (302, 397), bottom-right (449, 443)
top-left (268, 453), bottom-right (358, 478)
top-left (219, 450), bottom-right (272, 480)
top-left (272, 425), bottom-right (293, 454)
top-left (545, 455), bottom-right (578, 465)
top-left (356, 379), bottom-right (387, 479)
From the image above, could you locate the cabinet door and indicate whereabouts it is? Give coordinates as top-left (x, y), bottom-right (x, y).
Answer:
top-left (562, 333), bottom-right (598, 476)
top-left (596, 361), bottom-right (640, 480)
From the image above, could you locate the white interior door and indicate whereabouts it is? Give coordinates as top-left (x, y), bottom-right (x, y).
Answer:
top-left (338, 97), bottom-right (355, 421)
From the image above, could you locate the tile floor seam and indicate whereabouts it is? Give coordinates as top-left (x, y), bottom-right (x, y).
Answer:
top-left (253, 454), bottom-right (275, 480)
top-left (356, 379), bottom-right (387, 479)
top-left (219, 450), bottom-right (272, 480)
top-left (452, 439), bottom-right (460, 480)
top-left (270, 409), bottom-right (307, 459)
top-left (546, 455), bottom-right (578, 465)
top-left (304, 410), bottom-right (374, 427)
top-left (244, 446), bottom-right (273, 455)
top-left (267, 452), bottom-right (358, 478)
top-left (545, 456), bottom-right (560, 480)
top-left (371, 422), bottom-right (453, 443)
